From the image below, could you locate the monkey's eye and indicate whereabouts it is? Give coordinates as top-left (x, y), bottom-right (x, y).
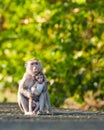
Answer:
top-left (34, 62), bottom-right (38, 65)
top-left (30, 62), bottom-right (38, 65)
top-left (31, 63), bottom-right (34, 65)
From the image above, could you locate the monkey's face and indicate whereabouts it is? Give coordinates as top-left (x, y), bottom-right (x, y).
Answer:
top-left (25, 59), bottom-right (42, 75)
top-left (36, 74), bottom-right (44, 84)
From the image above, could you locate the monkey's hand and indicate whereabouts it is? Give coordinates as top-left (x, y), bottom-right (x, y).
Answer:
top-left (27, 92), bottom-right (33, 98)
top-left (20, 89), bottom-right (33, 99)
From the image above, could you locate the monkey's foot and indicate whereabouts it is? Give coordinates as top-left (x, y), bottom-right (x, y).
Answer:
top-left (46, 111), bottom-right (53, 115)
top-left (32, 110), bottom-right (38, 115)
top-left (37, 111), bottom-right (45, 115)
top-left (25, 112), bottom-right (33, 115)
top-left (46, 108), bottom-right (53, 115)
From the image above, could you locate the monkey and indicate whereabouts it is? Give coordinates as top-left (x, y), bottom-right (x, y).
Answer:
top-left (18, 59), bottom-right (42, 115)
top-left (17, 59), bottom-right (52, 115)
top-left (27, 72), bottom-right (45, 114)
top-left (33, 72), bottom-right (52, 114)
top-left (27, 72), bottom-right (52, 115)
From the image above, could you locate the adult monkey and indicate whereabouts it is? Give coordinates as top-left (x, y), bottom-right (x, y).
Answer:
top-left (18, 59), bottom-right (52, 115)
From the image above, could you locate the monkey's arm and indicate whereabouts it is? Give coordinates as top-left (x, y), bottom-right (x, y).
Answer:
top-left (19, 76), bottom-right (32, 98)
top-left (42, 81), bottom-right (48, 92)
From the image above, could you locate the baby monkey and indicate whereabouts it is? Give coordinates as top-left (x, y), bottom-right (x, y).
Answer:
top-left (27, 73), bottom-right (46, 115)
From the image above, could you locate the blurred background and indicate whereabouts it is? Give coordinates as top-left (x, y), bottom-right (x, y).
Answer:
top-left (0, 0), bottom-right (104, 111)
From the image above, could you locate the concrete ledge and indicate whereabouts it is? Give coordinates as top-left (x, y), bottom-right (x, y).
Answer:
top-left (0, 103), bottom-right (104, 130)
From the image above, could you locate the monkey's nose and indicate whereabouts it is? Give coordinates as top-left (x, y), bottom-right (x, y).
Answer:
top-left (33, 67), bottom-right (38, 73)
top-left (33, 66), bottom-right (37, 70)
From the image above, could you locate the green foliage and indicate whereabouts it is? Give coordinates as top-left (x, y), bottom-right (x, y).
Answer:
top-left (0, 0), bottom-right (104, 109)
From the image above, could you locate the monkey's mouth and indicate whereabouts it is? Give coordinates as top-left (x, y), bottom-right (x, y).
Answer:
top-left (33, 69), bottom-right (38, 74)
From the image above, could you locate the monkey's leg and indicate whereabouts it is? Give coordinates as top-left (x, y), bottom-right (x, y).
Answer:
top-left (33, 102), bottom-right (39, 114)
top-left (18, 93), bottom-right (28, 113)
top-left (38, 93), bottom-right (45, 114)
top-left (45, 91), bottom-right (52, 113)
top-left (29, 97), bottom-right (33, 113)
top-left (24, 98), bottom-right (34, 115)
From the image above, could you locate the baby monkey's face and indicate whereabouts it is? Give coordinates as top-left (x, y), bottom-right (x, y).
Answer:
top-left (36, 74), bottom-right (44, 84)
